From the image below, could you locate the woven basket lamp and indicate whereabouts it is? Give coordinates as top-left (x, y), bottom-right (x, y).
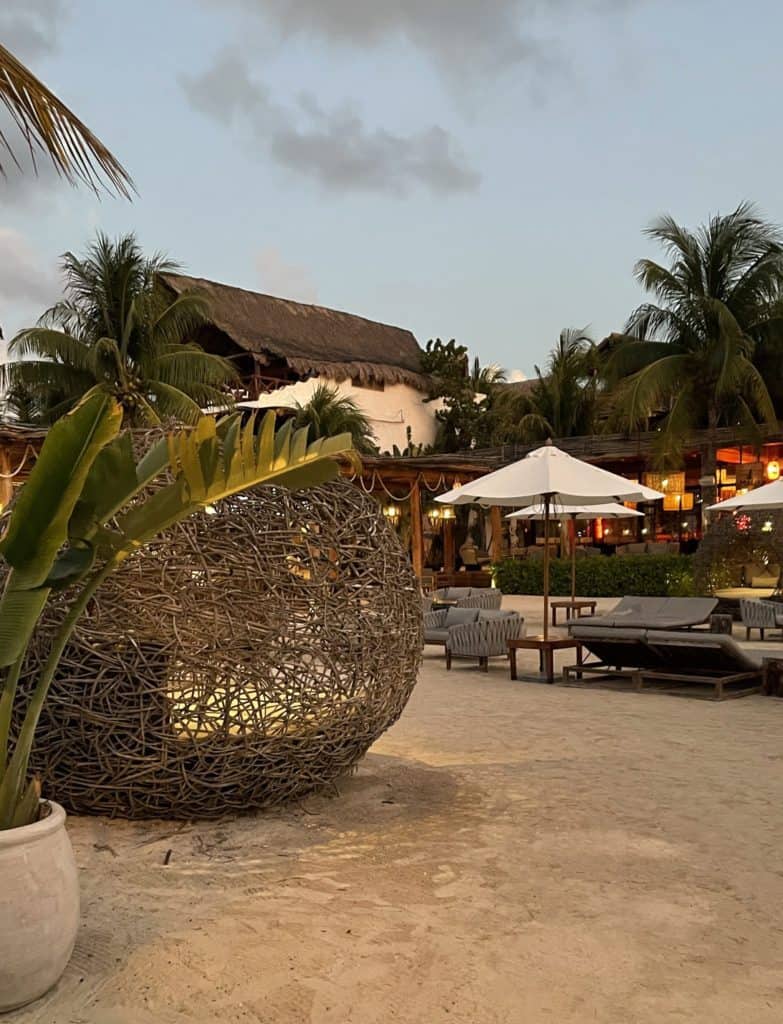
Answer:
top-left (13, 483), bottom-right (422, 819)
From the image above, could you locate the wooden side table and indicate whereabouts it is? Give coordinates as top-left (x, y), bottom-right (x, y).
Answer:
top-left (508, 636), bottom-right (583, 685)
top-left (550, 599), bottom-right (598, 626)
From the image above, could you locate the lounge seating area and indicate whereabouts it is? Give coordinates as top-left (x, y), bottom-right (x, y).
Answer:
top-left (564, 595), bottom-right (767, 699)
top-left (431, 587), bottom-right (503, 610)
top-left (615, 541), bottom-right (680, 556)
top-left (564, 623), bottom-right (763, 699)
top-left (422, 588), bottom-right (773, 700)
top-left (742, 562), bottom-right (781, 588)
top-left (423, 606), bottom-right (524, 671)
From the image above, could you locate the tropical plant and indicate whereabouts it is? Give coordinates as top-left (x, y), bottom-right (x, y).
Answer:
top-left (519, 328), bottom-right (598, 442)
top-left (0, 42), bottom-right (132, 196)
top-left (293, 383), bottom-right (378, 454)
top-left (3, 233), bottom-right (237, 426)
top-left (0, 389), bottom-right (357, 829)
top-left (605, 203), bottom-right (782, 480)
top-left (469, 356), bottom-right (506, 394)
top-left (421, 338), bottom-right (507, 452)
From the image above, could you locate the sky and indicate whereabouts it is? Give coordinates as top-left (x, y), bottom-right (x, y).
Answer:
top-left (1, 0), bottom-right (782, 378)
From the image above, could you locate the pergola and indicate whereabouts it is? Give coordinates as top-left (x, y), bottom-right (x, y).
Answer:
top-left (342, 453), bottom-right (497, 582)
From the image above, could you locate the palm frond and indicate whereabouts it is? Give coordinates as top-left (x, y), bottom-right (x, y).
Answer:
top-left (0, 43), bottom-right (133, 197)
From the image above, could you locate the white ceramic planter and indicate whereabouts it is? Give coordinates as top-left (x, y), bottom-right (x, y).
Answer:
top-left (0, 801), bottom-right (79, 1012)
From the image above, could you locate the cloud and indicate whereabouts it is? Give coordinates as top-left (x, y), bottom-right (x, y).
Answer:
top-left (0, 228), bottom-right (59, 316)
top-left (0, 120), bottom-right (67, 210)
top-left (206, 0), bottom-right (634, 78)
top-left (180, 51), bottom-right (479, 195)
top-left (256, 247), bottom-right (318, 303)
top-left (0, 0), bottom-right (68, 60)
top-left (508, 369), bottom-right (527, 382)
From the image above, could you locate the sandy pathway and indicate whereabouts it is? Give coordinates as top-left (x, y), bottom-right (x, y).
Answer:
top-left (11, 597), bottom-right (783, 1023)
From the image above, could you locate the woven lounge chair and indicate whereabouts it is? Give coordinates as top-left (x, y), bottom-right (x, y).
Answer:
top-left (739, 598), bottom-right (783, 640)
top-left (432, 587), bottom-right (502, 610)
top-left (424, 606), bottom-right (480, 649)
top-left (446, 610), bottom-right (524, 672)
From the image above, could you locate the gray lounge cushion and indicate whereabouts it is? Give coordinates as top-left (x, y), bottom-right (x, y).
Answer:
top-left (425, 628), bottom-right (450, 645)
top-left (574, 596), bottom-right (717, 630)
top-left (443, 587), bottom-right (473, 600)
top-left (569, 625), bottom-right (648, 642)
top-left (444, 606), bottom-right (481, 627)
top-left (477, 609), bottom-right (517, 622)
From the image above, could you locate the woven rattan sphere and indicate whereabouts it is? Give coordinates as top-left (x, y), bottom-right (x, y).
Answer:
top-left (18, 483), bottom-right (422, 819)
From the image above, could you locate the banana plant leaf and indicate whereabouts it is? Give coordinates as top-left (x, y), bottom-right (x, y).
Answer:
top-left (0, 390), bottom-right (121, 667)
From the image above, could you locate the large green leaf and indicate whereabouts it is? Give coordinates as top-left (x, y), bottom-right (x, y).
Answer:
top-left (0, 390), bottom-right (121, 667)
top-left (0, 589), bottom-right (51, 666)
top-left (106, 413), bottom-right (357, 556)
top-left (69, 433), bottom-right (137, 540)
top-left (0, 389), bottom-right (122, 586)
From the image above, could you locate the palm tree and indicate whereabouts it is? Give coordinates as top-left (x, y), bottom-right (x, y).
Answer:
top-left (293, 384), bottom-right (377, 454)
top-left (469, 357), bottom-right (506, 394)
top-left (0, 42), bottom-right (132, 196)
top-left (606, 203), bottom-right (782, 482)
top-left (2, 233), bottom-right (238, 425)
top-left (519, 328), bottom-right (598, 441)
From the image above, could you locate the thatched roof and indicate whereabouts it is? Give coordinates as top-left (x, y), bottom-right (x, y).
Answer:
top-left (494, 378), bottom-right (537, 397)
top-left (161, 273), bottom-right (427, 389)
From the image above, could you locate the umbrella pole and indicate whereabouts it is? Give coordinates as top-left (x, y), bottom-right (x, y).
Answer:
top-left (543, 495), bottom-right (551, 640)
top-left (570, 513), bottom-right (577, 605)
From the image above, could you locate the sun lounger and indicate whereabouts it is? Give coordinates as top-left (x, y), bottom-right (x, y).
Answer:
top-left (565, 624), bottom-right (762, 699)
top-left (573, 595), bottom-right (718, 631)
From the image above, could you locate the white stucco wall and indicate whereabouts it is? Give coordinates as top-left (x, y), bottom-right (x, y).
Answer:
top-left (240, 376), bottom-right (440, 453)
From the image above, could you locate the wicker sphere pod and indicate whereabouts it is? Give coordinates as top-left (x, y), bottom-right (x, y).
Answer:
top-left (15, 483), bottom-right (422, 819)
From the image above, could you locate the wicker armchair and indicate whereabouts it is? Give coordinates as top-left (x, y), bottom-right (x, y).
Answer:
top-left (432, 587), bottom-right (502, 610)
top-left (740, 598), bottom-right (783, 640)
top-left (424, 607), bottom-right (480, 647)
top-left (446, 611), bottom-right (524, 672)
top-left (459, 590), bottom-right (502, 610)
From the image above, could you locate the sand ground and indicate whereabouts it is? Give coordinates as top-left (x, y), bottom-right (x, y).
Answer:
top-left (11, 596), bottom-right (783, 1024)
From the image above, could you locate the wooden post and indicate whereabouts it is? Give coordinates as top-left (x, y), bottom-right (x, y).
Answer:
top-left (543, 495), bottom-right (551, 640)
top-left (443, 517), bottom-right (456, 575)
top-left (490, 505), bottom-right (503, 563)
top-left (410, 481), bottom-right (424, 580)
top-left (570, 513), bottom-right (577, 604)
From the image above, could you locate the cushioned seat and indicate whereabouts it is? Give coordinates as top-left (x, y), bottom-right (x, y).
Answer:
top-left (423, 606), bottom-right (480, 646)
top-left (446, 610), bottom-right (524, 671)
top-left (574, 596), bottom-right (717, 630)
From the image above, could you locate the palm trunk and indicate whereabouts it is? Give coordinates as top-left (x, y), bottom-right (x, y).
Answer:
top-left (701, 406), bottom-right (719, 512)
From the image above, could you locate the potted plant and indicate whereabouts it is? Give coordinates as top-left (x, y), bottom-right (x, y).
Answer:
top-left (0, 390), bottom-right (356, 1010)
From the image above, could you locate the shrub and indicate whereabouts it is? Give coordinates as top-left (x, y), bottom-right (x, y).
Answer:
top-left (692, 510), bottom-right (783, 594)
top-left (493, 554), bottom-right (694, 598)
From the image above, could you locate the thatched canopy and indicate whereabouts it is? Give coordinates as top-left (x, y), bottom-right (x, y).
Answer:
top-left (161, 273), bottom-right (427, 390)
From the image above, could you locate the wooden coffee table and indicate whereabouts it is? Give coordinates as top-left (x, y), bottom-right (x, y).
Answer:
top-left (550, 599), bottom-right (597, 626)
top-left (508, 635), bottom-right (583, 685)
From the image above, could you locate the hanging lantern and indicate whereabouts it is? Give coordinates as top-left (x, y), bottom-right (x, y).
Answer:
top-left (382, 503), bottom-right (401, 526)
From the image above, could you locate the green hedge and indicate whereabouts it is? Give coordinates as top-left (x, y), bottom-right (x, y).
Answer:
top-left (493, 554), bottom-right (694, 598)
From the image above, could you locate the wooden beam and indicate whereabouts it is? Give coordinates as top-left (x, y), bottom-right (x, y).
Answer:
top-left (443, 518), bottom-right (455, 574)
top-left (490, 505), bottom-right (503, 563)
top-left (410, 481), bottom-right (424, 579)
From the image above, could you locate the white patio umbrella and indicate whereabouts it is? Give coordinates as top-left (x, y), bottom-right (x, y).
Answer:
top-left (708, 478), bottom-right (783, 512)
top-left (506, 501), bottom-right (644, 604)
top-left (436, 442), bottom-right (664, 637)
